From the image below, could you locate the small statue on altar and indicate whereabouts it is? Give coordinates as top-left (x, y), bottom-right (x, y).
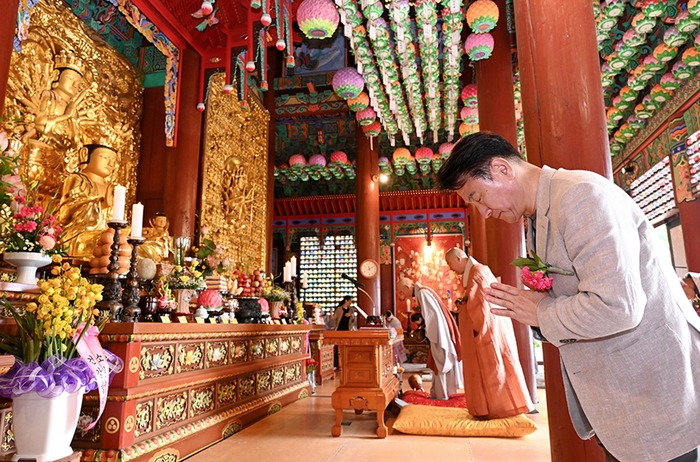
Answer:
top-left (58, 142), bottom-right (117, 258)
top-left (139, 212), bottom-right (173, 262)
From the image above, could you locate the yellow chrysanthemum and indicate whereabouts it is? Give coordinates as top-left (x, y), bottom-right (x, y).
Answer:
top-left (51, 255), bottom-right (63, 263)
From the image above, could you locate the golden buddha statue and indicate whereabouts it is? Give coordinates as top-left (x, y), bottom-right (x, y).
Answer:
top-left (20, 49), bottom-right (97, 197)
top-left (140, 212), bottom-right (173, 262)
top-left (58, 142), bottom-right (117, 259)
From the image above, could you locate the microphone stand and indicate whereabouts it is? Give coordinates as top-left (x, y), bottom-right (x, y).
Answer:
top-left (350, 282), bottom-right (383, 327)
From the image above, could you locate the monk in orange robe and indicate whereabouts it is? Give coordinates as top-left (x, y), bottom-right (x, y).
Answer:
top-left (446, 247), bottom-right (534, 419)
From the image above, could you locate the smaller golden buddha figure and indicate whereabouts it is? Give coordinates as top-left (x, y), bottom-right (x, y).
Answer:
top-left (58, 142), bottom-right (117, 259)
top-left (140, 212), bottom-right (173, 262)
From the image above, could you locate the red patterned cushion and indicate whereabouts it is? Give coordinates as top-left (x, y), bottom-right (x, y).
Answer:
top-left (402, 390), bottom-right (468, 408)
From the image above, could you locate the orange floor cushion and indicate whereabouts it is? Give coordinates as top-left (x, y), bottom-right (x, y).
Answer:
top-left (401, 390), bottom-right (468, 408)
top-left (392, 404), bottom-right (538, 438)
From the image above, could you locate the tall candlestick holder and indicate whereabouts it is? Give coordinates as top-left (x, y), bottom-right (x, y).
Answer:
top-left (285, 276), bottom-right (298, 321)
top-left (95, 220), bottom-right (128, 322)
top-left (121, 236), bottom-right (145, 322)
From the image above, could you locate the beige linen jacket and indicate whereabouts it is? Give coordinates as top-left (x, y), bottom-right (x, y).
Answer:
top-left (533, 166), bottom-right (700, 461)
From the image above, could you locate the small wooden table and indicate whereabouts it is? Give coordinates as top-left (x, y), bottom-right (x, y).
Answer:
top-left (324, 329), bottom-right (401, 438)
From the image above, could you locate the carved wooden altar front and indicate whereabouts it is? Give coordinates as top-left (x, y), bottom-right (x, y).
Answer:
top-left (324, 330), bottom-right (401, 439)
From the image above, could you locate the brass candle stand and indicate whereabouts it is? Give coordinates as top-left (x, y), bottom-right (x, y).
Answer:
top-left (285, 277), bottom-right (298, 321)
top-left (95, 220), bottom-right (127, 322)
top-left (121, 236), bottom-right (145, 322)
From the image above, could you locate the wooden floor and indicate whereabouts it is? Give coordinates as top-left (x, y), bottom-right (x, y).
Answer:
top-left (185, 378), bottom-right (551, 462)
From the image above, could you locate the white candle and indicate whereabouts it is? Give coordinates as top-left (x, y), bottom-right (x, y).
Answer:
top-left (283, 262), bottom-right (292, 283)
top-left (301, 273), bottom-right (308, 289)
top-left (406, 298), bottom-right (411, 313)
top-left (290, 255), bottom-right (297, 277)
top-left (112, 185), bottom-right (126, 221)
top-left (130, 203), bottom-right (144, 238)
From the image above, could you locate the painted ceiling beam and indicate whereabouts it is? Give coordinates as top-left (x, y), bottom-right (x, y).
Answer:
top-left (130, 0), bottom-right (207, 56)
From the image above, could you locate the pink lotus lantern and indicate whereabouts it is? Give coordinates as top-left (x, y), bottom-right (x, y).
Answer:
top-left (673, 61), bottom-right (693, 80)
top-left (297, 0), bottom-right (339, 40)
top-left (330, 151), bottom-right (349, 164)
top-left (676, 11), bottom-right (700, 33)
top-left (461, 106), bottom-right (479, 124)
top-left (659, 73), bottom-right (680, 91)
top-left (363, 121), bottom-right (382, 137)
top-left (308, 154), bottom-right (327, 167)
top-left (438, 142), bottom-right (454, 159)
top-left (356, 107), bottom-right (377, 126)
top-left (466, 0), bottom-right (499, 33)
top-left (461, 84), bottom-right (478, 108)
top-left (378, 156), bottom-right (390, 168)
top-left (332, 67), bottom-right (365, 99)
top-left (289, 154), bottom-right (307, 168)
top-left (414, 147), bottom-right (434, 164)
top-left (464, 33), bottom-right (494, 61)
top-left (348, 92), bottom-right (370, 112)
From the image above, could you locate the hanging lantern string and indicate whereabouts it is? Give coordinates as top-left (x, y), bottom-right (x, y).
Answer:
top-left (259, 28), bottom-right (268, 90)
top-left (274, 0), bottom-right (282, 37)
top-left (284, 2), bottom-right (294, 62)
top-left (236, 51), bottom-right (249, 108)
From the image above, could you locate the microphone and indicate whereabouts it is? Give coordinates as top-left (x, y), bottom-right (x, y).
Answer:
top-left (341, 273), bottom-right (364, 287)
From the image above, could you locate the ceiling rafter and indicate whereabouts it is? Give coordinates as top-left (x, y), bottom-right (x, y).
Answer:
top-left (274, 190), bottom-right (464, 217)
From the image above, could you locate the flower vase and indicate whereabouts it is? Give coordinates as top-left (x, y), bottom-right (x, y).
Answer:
top-left (3, 252), bottom-right (52, 286)
top-left (269, 301), bottom-right (283, 318)
top-left (173, 289), bottom-right (194, 315)
top-left (307, 369), bottom-right (316, 394)
top-left (12, 390), bottom-right (84, 462)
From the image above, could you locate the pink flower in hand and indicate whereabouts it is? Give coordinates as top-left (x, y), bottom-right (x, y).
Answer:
top-left (38, 234), bottom-right (56, 251)
top-left (521, 267), bottom-right (553, 291)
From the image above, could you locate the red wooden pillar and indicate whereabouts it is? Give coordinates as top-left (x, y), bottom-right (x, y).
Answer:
top-left (264, 51), bottom-right (278, 274)
top-left (514, 0), bottom-right (609, 460)
top-left (355, 130), bottom-right (381, 317)
top-left (0, 0), bottom-right (18, 115)
top-left (474, 0), bottom-right (537, 405)
top-left (163, 47), bottom-right (203, 239)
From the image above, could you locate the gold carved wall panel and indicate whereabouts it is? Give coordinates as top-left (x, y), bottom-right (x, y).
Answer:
top-left (200, 73), bottom-right (269, 271)
top-left (2, 0), bottom-right (142, 207)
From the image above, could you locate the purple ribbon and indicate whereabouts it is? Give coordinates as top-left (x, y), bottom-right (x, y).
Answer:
top-left (0, 351), bottom-right (123, 399)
